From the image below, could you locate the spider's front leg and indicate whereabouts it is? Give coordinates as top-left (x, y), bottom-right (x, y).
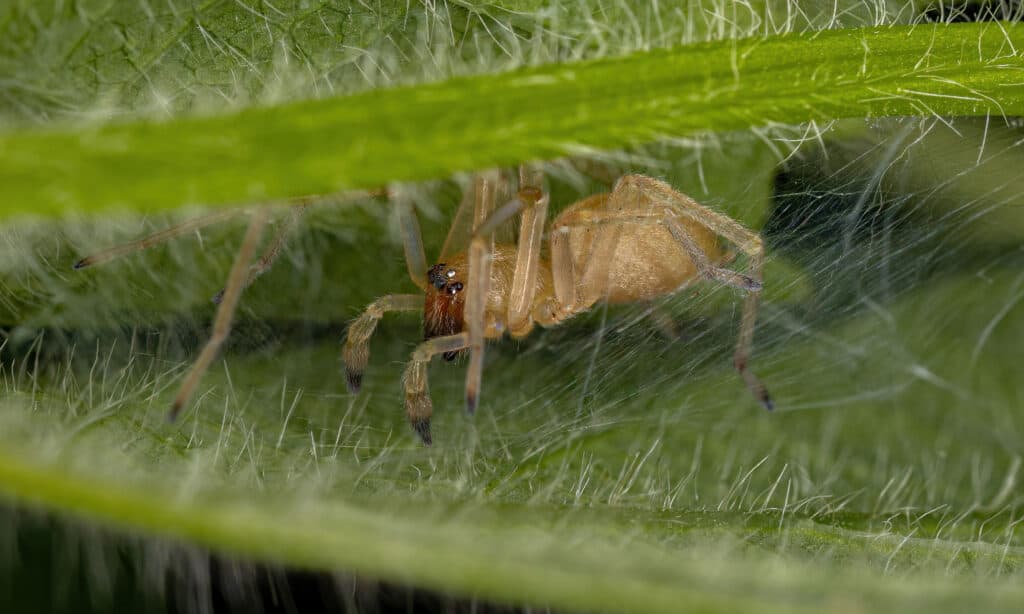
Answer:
top-left (341, 196), bottom-right (429, 392)
top-left (342, 294), bottom-right (423, 392)
top-left (403, 332), bottom-right (470, 445)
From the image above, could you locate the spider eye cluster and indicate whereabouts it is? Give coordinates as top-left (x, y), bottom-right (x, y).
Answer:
top-left (427, 263), bottom-right (465, 295)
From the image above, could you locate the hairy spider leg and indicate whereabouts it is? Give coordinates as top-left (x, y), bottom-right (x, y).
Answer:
top-left (341, 194), bottom-right (434, 391)
top-left (342, 294), bottom-right (423, 393)
top-left (169, 209), bottom-right (268, 419)
top-left (402, 332), bottom-right (471, 446)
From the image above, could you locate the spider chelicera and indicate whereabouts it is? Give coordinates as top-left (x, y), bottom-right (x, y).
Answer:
top-left (75, 166), bottom-right (771, 445)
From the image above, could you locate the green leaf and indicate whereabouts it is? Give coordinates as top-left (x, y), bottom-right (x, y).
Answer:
top-left (2, 22), bottom-right (1024, 218)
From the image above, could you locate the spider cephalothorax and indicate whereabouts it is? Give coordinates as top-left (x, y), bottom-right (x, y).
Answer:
top-left (424, 262), bottom-right (467, 360)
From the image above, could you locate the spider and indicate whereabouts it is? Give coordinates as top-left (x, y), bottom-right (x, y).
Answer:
top-left (73, 166), bottom-right (770, 445)
top-left (342, 167), bottom-right (771, 445)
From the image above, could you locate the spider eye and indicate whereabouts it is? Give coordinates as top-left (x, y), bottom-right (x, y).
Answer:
top-left (447, 282), bottom-right (464, 295)
top-left (427, 263), bottom-right (448, 289)
top-left (446, 269), bottom-right (456, 278)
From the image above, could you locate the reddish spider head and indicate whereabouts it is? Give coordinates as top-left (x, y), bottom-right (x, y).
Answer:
top-left (424, 261), bottom-right (467, 361)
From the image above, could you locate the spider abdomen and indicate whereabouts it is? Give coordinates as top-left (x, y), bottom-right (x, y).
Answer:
top-left (555, 193), bottom-right (725, 303)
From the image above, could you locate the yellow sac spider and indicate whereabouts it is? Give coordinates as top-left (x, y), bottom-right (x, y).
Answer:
top-left (343, 167), bottom-right (771, 445)
top-left (74, 167), bottom-right (770, 445)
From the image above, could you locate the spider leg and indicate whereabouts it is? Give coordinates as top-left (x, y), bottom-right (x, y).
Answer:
top-left (662, 215), bottom-right (770, 406)
top-left (549, 225), bottom-right (577, 317)
top-left (575, 223), bottom-right (624, 310)
top-left (547, 176), bottom-right (771, 409)
top-left (211, 203), bottom-right (309, 303)
top-left (464, 167), bottom-right (551, 412)
top-left (396, 195), bottom-right (429, 291)
top-left (440, 172), bottom-right (515, 260)
top-left (549, 207), bottom-right (625, 316)
top-left (403, 332), bottom-right (471, 445)
top-left (75, 190), bottom-right (386, 272)
top-left (439, 179), bottom-right (478, 261)
top-left (540, 205), bottom-right (624, 328)
top-left (342, 294), bottom-right (423, 392)
top-left (663, 217), bottom-right (761, 291)
top-left (74, 208), bottom-right (241, 270)
top-left (464, 172), bottom-right (501, 414)
top-left (518, 163), bottom-right (546, 191)
top-left (507, 180), bottom-right (549, 337)
top-left (614, 174), bottom-right (771, 409)
top-left (169, 209), bottom-right (269, 419)
top-left (342, 189), bottom-right (433, 391)
top-left (735, 247), bottom-right (769, 407)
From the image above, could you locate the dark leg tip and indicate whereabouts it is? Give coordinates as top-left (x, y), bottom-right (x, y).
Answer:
top-left (761, 393), bottom-right (774, 411)
top-left (211, 289), bottom-right (225, 305)
top-left (411, 418), bottom-right (432, 446)
top-left (168, 401), bottom-right (183, 422)
top-left (72, 258), bottom-right (90, 270)
top-left (345, 369), bottom-right (363, 394)
top-left (465, 393), bottom-right (478, 416)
